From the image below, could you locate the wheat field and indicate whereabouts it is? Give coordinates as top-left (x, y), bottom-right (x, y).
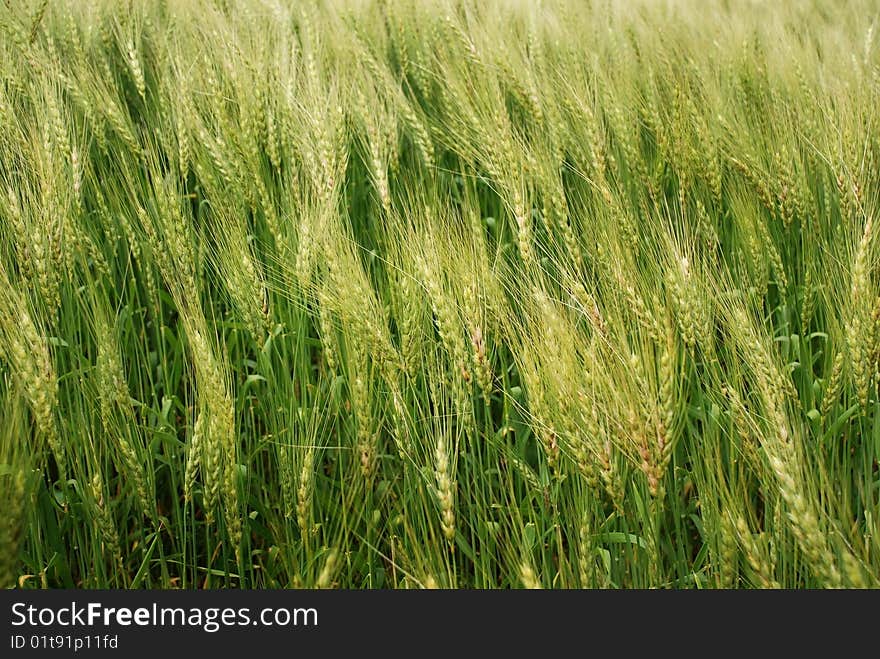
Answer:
top-left (0, 0), bottom-right (878, 589)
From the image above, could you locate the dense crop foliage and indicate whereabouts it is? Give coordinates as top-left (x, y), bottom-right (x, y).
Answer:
top-left (1, 0), bottom-right (879, 588)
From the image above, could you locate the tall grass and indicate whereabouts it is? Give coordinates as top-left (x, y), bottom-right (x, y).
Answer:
top-left (1, 0), bottom-right (878, 588)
